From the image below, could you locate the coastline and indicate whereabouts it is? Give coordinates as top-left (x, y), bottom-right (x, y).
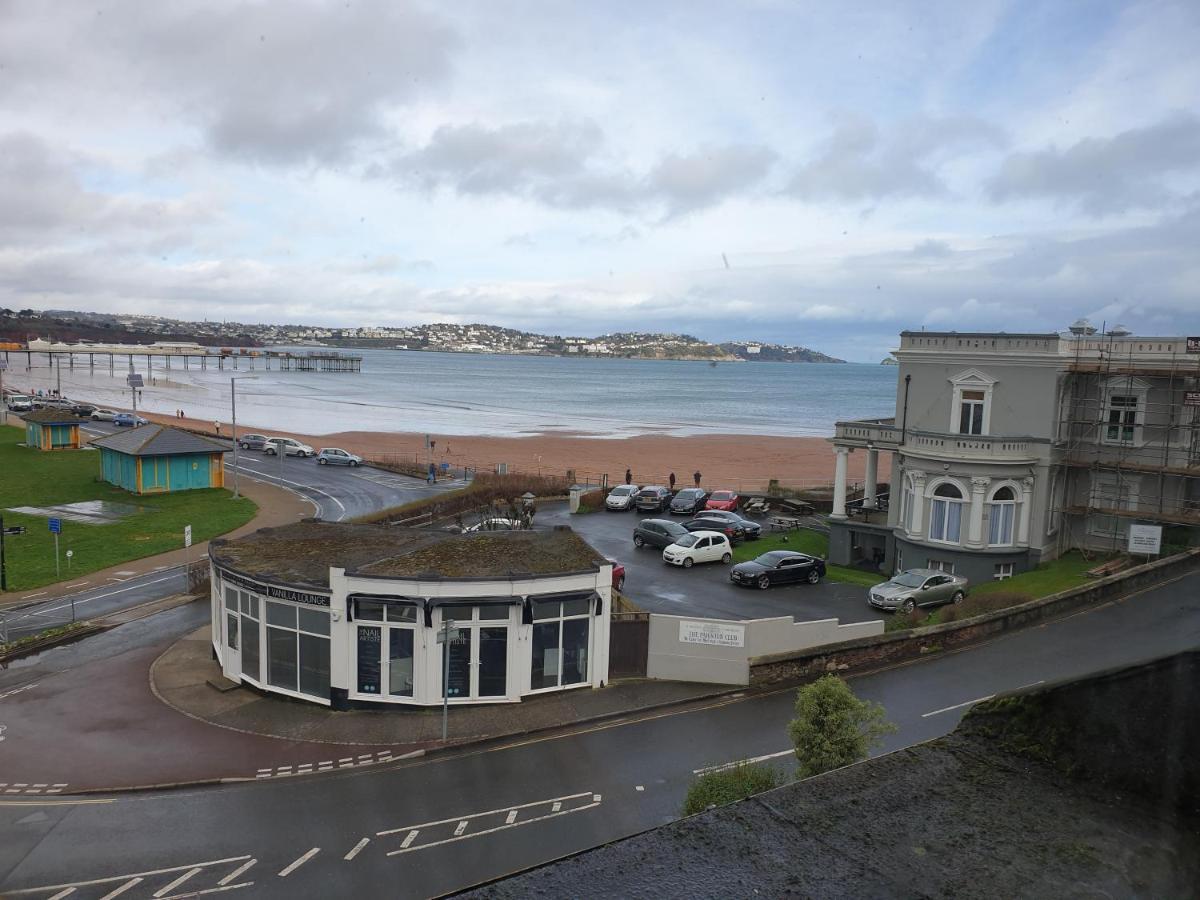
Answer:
top-left (142, 411), bottom-right (891, 492)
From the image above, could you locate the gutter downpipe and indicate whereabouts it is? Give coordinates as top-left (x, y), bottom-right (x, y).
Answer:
top-left (900, 374), bottom-right (912, 445)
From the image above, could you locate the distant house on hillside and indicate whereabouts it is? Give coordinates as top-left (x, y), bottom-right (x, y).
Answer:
top-left (89, 424), bottom-right (226, 494)
top-left (21, 408), bottom-right (85, 451)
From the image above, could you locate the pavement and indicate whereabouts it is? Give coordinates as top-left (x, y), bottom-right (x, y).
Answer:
top-left (541, 502), bottom-right (883, 624)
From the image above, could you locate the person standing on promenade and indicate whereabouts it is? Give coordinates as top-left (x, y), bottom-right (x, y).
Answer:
top-left (214, 420), bottom-right (221, 436)
top-left (625, 468), bottom-right (632, 485)
top-left (669, 472), bottom-right (676, 492)
top-left (693, 470), bottom-right (701, 487)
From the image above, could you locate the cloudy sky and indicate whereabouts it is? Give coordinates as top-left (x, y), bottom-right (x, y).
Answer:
top-left (2, 0), bottom-right (1198, 361)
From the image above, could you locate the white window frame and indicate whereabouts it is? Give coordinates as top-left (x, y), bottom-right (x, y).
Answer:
top-left (527, 596), bottom-right (594, 696)
top-left (948, 370), bottom-right (997, 436)
top-left (926, 478), bottom-right (966, 545)
top-left (927, 559), bottom-right (955, 574)
top-left (1100, 377), bottom-right (1149, 446)
top-left (993, 562), bottom-right (1014, 581)
top-left (1087, 473), bottom-right (1140, 538)
top-left (902, 474), bottom-right (916, 534)
top-left (987, 483), bottom-right (1019, 547)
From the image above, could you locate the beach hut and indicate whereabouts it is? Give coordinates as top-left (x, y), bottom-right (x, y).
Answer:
top-left (89, 424), bottom-right (226, 494)
top-left (22, 408), bottom-right (85, 451)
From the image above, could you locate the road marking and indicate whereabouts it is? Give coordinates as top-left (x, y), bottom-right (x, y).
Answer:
top-left (344, 839), bottom-right (370, 861)
top-left (152, 866), bottom-right (201, 897)
top-left (400, 830), bottom-right (419, 849)
top-left (551, 801), bottom-right (561, 812)
top-left (47, 889), bottom-right (75, 900)
top-left (922, 694), bottom-right (995, 717)
top-left (98, 877), bottom-right (143, 899)
top-left (63, 581), bottom-right (90, 588)
top-left (218, 860), bottom-right (256, 886)
top-left (0, 683), bottom-right (39, 701)
top-left (278, 847), bottom-right (319, 877)
top-left (453, 820), bottom-right (469, 836)
top-left (505, 810), bottom-right (518, 825)
top-left (229, 465), bottom-right (346, 521)
top-left (386, 801), bottom-right (601, 857)
top-left (635, 785), bottom-right (644, 791)
top-left (377, 791), bottom-right (593, 836)
top-left (693, 748), bottom-right (794, 776)
top-left (21, 591), bottom-right (47, 599)
top-left (5, 855), bottom-right (251, 895)
top-left (30, 572), bottom-right (183, 618)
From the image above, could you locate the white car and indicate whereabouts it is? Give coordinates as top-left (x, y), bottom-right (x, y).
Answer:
top-left (662, 530), bottom-right (732, 568)
top-left (463, 517), bottom-right (528, 532)
top-left (6, 395), bottom-right (34, 412)
top-left (265, 436), bottom-right (315, 457)
top-left (91, 408), bottom-right (118, 421)
top-left (605, 484), bottom-right (641, 511)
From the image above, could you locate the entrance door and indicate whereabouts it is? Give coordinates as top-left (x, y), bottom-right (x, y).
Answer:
top-left (442, 624), bottom-right (509, 700)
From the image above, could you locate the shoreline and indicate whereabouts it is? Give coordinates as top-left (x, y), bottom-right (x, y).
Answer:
top-left (140, 411), bottom-right (891, 493)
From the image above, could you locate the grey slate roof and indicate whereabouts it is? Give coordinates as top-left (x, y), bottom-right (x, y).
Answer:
top-left (21, 408), bottom-right (87, 425)
top-left (88, 424), bottom-right (226, 457)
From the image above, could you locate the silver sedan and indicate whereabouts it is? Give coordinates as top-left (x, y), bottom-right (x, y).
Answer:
top-left (868, 568), bottom-right (969, 613)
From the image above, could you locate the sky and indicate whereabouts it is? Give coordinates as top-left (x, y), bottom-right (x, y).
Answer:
top-left (1, 0), bottom-right (1198, 362)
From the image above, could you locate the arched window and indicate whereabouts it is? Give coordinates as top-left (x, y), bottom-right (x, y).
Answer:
top-left (989, 485), bottom-right (1016, 546)
top-left (929, 482), bottom-right (963, 543)
top-left (902, 474), bottom-right (916, 533)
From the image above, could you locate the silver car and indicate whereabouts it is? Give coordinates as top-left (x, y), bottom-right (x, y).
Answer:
top-left (868, 568), bottom-right (969, 613)
top-left (316, 447), bottom-right (362, 466)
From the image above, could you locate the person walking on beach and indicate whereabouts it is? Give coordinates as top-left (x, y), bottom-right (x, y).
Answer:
top-left (625, 468), bottom-right (632, 485)
top-left (693, 470), bottom-right (702, 487)
top-left (669, 472), bottom-right (676, 492)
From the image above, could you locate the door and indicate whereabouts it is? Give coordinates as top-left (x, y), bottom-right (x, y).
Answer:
top-left (442, 625), bottom-right (510, 700)
top-left (778, 558), bottom-right (801, 583)
top-left (693, 536), bottom-right (712, 562)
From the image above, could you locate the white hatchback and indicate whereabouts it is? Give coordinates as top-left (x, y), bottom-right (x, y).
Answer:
top-left (265, 436), bottom-right (315, 457)
top-left (662, 530), bottom-right (732, 568)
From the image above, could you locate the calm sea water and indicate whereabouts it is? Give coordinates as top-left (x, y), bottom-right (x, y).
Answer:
top-left (15, 347), bottom-right (897, 438)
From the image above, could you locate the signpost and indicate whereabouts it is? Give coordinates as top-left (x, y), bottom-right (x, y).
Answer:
top-left (0, 515), bottom-right (27, 591)
top-left (436, 618), bottom-right (461, 741)
top-left (1127, 523), bottom-right (1162, 557)
top-left (184, 524), bottom-right (193, 585)
top-left (0, 359), bottom-right (8, 426)
top-left (48, 517), bottom-right (62, 577)
top-left (126, 372), bottom-right (144, 416)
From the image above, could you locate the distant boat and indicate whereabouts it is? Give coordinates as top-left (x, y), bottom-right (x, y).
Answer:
top-left (709, 360), bottom-right (718, 367)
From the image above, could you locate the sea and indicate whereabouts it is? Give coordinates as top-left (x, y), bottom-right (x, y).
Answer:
top-left (9, 347), bottom-right (897, 439)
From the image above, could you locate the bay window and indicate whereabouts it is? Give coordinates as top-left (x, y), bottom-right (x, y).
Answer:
top-left (928, 483), bottom-right (963, 543)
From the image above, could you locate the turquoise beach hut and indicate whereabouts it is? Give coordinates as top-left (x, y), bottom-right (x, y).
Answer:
top-left (89, 424), bottom-right (226, 495)
top-left (21, 408), bottom-right (84, 451)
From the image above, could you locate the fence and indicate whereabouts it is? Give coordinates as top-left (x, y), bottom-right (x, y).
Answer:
top-left (0, 598), bottom-right (80, 646)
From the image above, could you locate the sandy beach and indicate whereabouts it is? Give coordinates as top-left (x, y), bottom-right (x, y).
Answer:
top-left (142, 411), bottom-right (891, 493)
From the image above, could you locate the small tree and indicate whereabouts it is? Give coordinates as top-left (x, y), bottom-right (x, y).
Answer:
top-left (788, 675), bottom-right (896, 779)
top-left (682, 763), bottom-right (782, 816)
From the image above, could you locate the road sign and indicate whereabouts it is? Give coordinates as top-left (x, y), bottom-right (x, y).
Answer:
top-left (1128, 524), bottom-right (1162, 555)
top-left (435, 627), bottom-right (462, 644)
top-left (184, 525), bottom-right (193, 548)
top-left (126, 373), bottom-right (144, 388)
top-left (48, 518), bottom-right (61, 534)
top-left (2, 526), bottom-right (25, 535)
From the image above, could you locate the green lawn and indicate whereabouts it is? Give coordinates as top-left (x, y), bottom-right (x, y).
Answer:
top-left (0, 425), bottom-right (257, 592)
top-left (971, 551), bottom-right (1103, 598)
top-left (732, 531), bottom-right (881, 587)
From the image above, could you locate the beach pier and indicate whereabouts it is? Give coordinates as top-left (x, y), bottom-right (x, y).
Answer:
top-left (10, 345), bottom-right (363, 380)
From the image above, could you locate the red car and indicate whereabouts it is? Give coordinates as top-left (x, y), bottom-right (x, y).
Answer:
top-left (609, 559), bottom-right (626, 591)
top-left (705, 490), bottom-right (740, 512)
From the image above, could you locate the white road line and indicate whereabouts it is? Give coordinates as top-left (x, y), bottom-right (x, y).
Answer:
top-left (504, 810), bottom-right (518, 825)
top-left (377, 791), bottom-right (593, 836)
top-left (63, 581), bottom-right (90, 588)
top-left (387, 802), bottom-right (602, 857)
top-left (922, 694), bottom-right (995, 717)
top-left (5, 856), bottom-right (251, 895)
top-left (635, 785), bottom-right (644, 791)
top-left (21, 591), bottom-right (47, 599)
top-left (98, 877), bottom-right (143, 899)
top-left (47, 889), bottom-right (75, 900)
top-left (217, 859), bottom-right (257, 886)
top-left (32, 572), bottom-right (183, 617)
top-left (453, 820), bottom-right (469, 836)
top-left (400, 830), bottom-right (419, 849)
top-left (153, 866), bottom-right (201, 897)
top-left (1016, 679), bottom-right (1046, 691)
top-left (344, 839), bottom-right (369, 861)
top-left (693, 748), bottom-right (794, 776)
top-left (0, 683), bottom-right (39, 701)
top-left (229, 465), bottom-right (346, 520)
top-left (278, 847), bottom-right (319, 877)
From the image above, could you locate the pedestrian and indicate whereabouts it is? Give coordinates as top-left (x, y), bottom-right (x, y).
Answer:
top-left (214, 420), bottom-right (221, 436)
top-left (693, 470), bottom-right (701, 487)
top-left (669, 472), bottom-right (676, 491)
top-left (625, 468), bottom-right (632, 485)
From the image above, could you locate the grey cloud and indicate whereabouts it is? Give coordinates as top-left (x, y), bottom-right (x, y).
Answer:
top-left (987, 114), bottom-right (1200, 214)
top-left (911, 239), bottom-right (953, 257)
top-left (649, 145), bottom-right (777, 216)
top-left (788, 115), bottom-right (1004, 202)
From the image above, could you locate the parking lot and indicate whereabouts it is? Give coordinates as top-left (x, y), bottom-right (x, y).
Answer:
top-left (538, 502), bottom-right (885, 626)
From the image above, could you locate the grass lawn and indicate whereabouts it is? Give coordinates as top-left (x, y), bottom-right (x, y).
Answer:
top-left (970, 550), bottom-right (1103, 598)
top-left (0, 425), bottom-right (256, 592)
top-left (732, 530), bottom-right (881, 587)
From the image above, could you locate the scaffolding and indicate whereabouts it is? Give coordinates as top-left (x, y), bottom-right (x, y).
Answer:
top-left (1055, 336), bottom-right (1200, 552)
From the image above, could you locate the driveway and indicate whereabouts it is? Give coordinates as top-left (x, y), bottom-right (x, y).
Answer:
top-left (539, 502), bottom-right (882, 625)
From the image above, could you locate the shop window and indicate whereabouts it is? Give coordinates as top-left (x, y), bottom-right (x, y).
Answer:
top-left (265, 600), bottom-right (331, 698)
top-left (241, 600), bottom-right (260, 683)
top-left (928, 483), bottom-right (963, 544)
top-left (357, 626), bottom-right (382, 695)
top-left (226, 612), bottom-right (238, 650)
top-left (994, 563), bottom-right (1014, 581)
top-left (530, 596), bottom-right (592, 691)
top-left (388, 629), bottom-right (414, 697)
top-left (988, 486), bottom-right (1016, 546)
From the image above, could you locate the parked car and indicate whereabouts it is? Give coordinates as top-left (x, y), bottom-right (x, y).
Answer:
top-left (264, 437), bottom-right (315, 457)
top-left (316, 447), bottom-right (363, 466)
top-left (91, 408), bottom-right (118, 421)
top-left (868, 569), bottom-right (969, 613)
top-left (683, 510), bottom-right (762, 542)
top-left (731, 551), bottom-right (826, 589)
top-left (662, 531), bottom-right (732, 568)
top-left (633, 518), bottom-right (690, 549)
top-left (605, 484), bottom-right (641, 511)
top-left (635, 485), bottom-right (672, 513)
top-left (705, 490), bottom-right (741, 512)
top-left (238, 433), bottom-right (270, 451)
top-left (6, 395), bottom-right (34, 412)
top-left (681, 516), bottom-right (740, 543)
top-left (71, 403), bottom-right (97, 417)
top-left (112, 413), bottom-right (148, 427)
top-left (609, 559), bottom-right (626, 591)
top-left (463, 517), bottom-right (528, 532)
top-left (669, 487), bottom-right (708, 515)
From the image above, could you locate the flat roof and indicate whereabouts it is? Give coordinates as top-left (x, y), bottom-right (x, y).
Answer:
top-left (21, 408), bottom-right (87, 425)
top-left (210, 521), bottom-right (605, 589)
top-left (899, 330), bottom-right (1061, 339)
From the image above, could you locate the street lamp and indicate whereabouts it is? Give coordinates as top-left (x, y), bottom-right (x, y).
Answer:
top-left (230, 375), bottom-right (259, 499)
top-left (0, 359), bottom-right (8, 427)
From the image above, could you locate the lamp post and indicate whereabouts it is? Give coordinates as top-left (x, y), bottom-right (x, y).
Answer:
top-left (229, 375), bottom-right (258, 499)
top-left (0, 359), bottom-right (8, 426)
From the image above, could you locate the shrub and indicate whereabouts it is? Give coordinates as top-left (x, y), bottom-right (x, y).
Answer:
top-left (884, 608), bottom-right (927, 632)
top-left (788, 674), bottom-right (897, 779)
top-left (682, 763), bottom-right (783, 816)
top-left (938, 590), bottom-right (1034, 624)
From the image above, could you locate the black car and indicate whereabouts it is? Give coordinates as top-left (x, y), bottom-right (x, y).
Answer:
top-left (669, 488), bottom-right (708, 515)
top-left (633, 518), bottom-right (690, 549)
top-left (681, 516), bottom-right (742, 543)
top-left (71, 403), bottom-right (97, 417)
top-left (684, 511), bottom-right (762, 541)
top-left (635, 486), bottom-right (672, 513)
top-left (730, 551), bottom-right (826, 589)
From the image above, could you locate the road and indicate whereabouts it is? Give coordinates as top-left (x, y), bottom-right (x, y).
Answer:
top-left (2, 566), bottom-right (1196, 898)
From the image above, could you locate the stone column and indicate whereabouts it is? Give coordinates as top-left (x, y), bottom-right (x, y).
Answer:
top-left (863, 449), bottom-right (878, 509)
top-left (967, 477), bottom-right (989, 548)
top-left (909, 470), bottom-right (927, 537)
top-left (1018, 476), bottom-right (1034, 545)
top-left (831, 446), bottom-right (850, 519)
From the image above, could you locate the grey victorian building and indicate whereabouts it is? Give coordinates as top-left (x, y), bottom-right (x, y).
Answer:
top-left (827, 326), bottom-right (1200, 584)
